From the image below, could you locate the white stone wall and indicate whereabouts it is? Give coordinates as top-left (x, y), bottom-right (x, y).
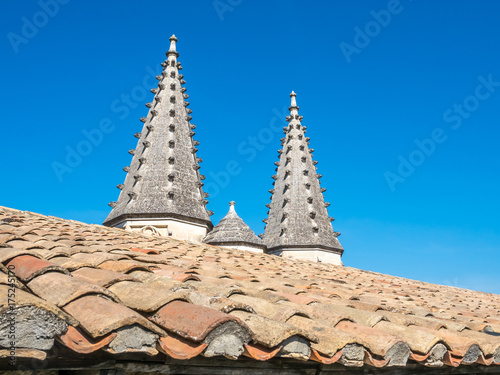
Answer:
top-left (114, 217), bottom-right (209, 243)
top-left (269, 248), bottom-right (343, 265)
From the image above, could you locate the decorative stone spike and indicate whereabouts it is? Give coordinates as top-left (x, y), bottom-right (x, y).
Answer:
top-left (190, 124), bottom-right (196, 129)
top-left (312, 160), bottom-right (318, 165)
top-left (116, 184), bottom-right (124, 190)
top-left (325, 202), bottom-right (331, 207)
top-left (202, 192), bottom-right (209, 198)
top-left (269, 189), bottom-right (275, 194)
top-left (104, 35), bottom-right (212, 238)
top-left (320, 188), bottom-right (326, 193)
top-left (134, 133), bottom-right (141, 139)
top-left (109, 202), bottom-right (117, 208)
top-left (200, 175), bottom-right (206, 180)
top-left (123, 166), bottom-right (130, 172)
top-left (196, 157), bottom-right (203, 163)
top-left (193, 164), bottom-right (200, 170)
top-left (128, 149), bottom-right (135, 155)
top-left (317, 174), bottom-right (322, 179)
top-left (180, 87), bottom-right (187, 93)
top-left (262, 91), bottom-right (343, 262)
top-left (186, 108), bottom-right (193, 114)
top-left (207, 210), bottom-right (214, 216)
top-left (265, 203), bottom-right (271, 209)
top-left (193, 140), bottom-right (200, 146)
top-left (128, 192), bottom-right (136, 199)
top-left (263, 218), bottom-right (268, 224)
top-left (275, 161), bottom-right (280, 166)
top-left (329, 217), bottom-right (335, 222)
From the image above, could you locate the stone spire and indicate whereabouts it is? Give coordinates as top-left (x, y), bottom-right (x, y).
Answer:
top-left (204, 202), bottom-right (265, 253)
top-left (262, 92), bottom-right (344, 264)
top-left (103, 35), bottom-right (213, 242)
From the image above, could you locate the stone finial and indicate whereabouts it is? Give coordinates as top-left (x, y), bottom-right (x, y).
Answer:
top-left (167, 34), bottom-right (179, 57)
top-left (229, 201), bottom-right (236, 213)
top-left (289, 91), bottom-right (299, 115)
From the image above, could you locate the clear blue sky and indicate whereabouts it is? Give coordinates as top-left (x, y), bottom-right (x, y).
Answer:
top-left (1, 1), bottom-right (499, 293)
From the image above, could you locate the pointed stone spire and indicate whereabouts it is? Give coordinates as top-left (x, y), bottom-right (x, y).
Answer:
top-left (204, 201), bottom-right (265, 253)
top-left (103, 35), bottom-right (213, 242)
top-left (262, 92), bottom-right (344, 264)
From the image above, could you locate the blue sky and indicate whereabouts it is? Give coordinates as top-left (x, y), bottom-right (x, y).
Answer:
top-left (1, 1), bottom-right (499, 293)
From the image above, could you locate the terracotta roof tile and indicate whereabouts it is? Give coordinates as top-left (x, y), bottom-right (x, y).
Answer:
top-left (63, 295), bottom-right (165, 338)
top-left (6, 254), bottom-right (69, 281)
top-left (71, 266), bottom-right (137, 287)
top-left (27, 272), bottom-right (118, 307)
top-left (107, 280), bottom-right (189, 312)
top-left (151, 300), bottom-right (246, 341)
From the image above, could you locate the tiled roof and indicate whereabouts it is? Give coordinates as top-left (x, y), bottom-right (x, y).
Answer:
top-left (1, 205), bottom-right (499, 372)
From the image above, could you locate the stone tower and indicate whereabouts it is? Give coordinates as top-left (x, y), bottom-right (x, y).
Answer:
top-left (262, 92), bottom-right (344, 264)
top-left (103, 35), bottom-right (213, 242)
top-left (204, 201), bottom-right (265, 253)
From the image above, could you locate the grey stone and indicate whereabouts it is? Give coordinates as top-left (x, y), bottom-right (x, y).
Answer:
top-left (103, 35), bottom-right (212, 229)
top-left (0, 306), bottom-right (67, 350)
top-left (203, 202), bottom-right (265, 249)
top-left (262, 92), bottom-right (344, 257)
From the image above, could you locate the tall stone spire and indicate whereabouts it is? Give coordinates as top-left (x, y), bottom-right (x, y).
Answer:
top-left (262, 92), bottom-right (344, 264)
top-left (103, 35), bottom-right (213, 242)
